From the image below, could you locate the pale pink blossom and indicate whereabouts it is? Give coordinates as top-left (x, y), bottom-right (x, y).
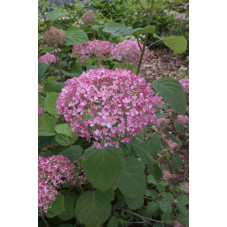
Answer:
top-left (167, 140), bottom-right (178, 149)
top-left (38, 84), bottom-right (42, 93)
top-left (179, 78), bottom-right (189, 93)
top-left (182, 182), bottom-right (189, 194)
top-left (57, 68), bottom-right (157, 148)
top-left (38, 52), bottom-right (56, 65)
top-left (177, 114), bottom-right (189, 124)
top-left (38, 105), bottom-right (43, 116)
top-left (162, 170), bottom-right (173, 181)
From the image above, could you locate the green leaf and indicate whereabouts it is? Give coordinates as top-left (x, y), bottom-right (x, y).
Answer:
top-left (167, 134), bottom-right (182, 147)
top-left (161, 192), bottom-right (174, 202)
top-left (38, 115), bottom-right (56, 136)
top-left (58, 195), bottom-right (76, 221)
top-left (107, 216), bottom-right (119, 227)
top-left (49, 11), bottom-right (69, 21)
top-left (104, 22), bottom-right (155, 39)
top-left (60, 145), bottom-right (83, 162)
top-left (59, 225), bottom-right (74, 227)
top-left (38, 62), bottom-right (48, 83)
top-left (102, 187), bottom-right (115, 202)
top-left (82, 147), bottom-right (124, 192)
top-left (117, 158), bottom-right (146, 198)
top-left (153, 78), bottom-right (187, 115)
top-left (125, 196), bottom-right (144, 210)
top-left (159, 199), bottom-right (172, 213)
top-left (147, 174), bottom-right (157, 184)
top-left (174, 121), bottom-right (185, 135)
top-left (146, 202), bottom-right (159, 217)
top-left (177, 212), bottom-right (189, 227)
top-left (161, 212), bottom-right (174, 225)
top-left (65, 27), bottom-right (89, 45)
top-left (133, 25), bottom-right (156, 35)
top-left (163, 36), bottom-right (187, 54)
top-left (72, 64), bottom-right (83, 74)
top-left (46, 193), bottom-right (65, 218)
top-left (148, 163), bottom-right (162, 181)
top-left (44, 92), bottom-right (59, 117)
top-left (55, 124), bottom-right (74, 137)
top-left (75, 190), bottom-right (111, 227)
top-left (55, 133), bottom-right (78, 146)
top-left (172, 156), bottom-right (183, 169)
top-left (44, 82), bottom-right (64, 93)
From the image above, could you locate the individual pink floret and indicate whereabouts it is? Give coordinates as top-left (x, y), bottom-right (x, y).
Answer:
top-left (57, 68), bottom-right (157, 149)
top-left (179, 78), bottom-right (189, 93)
top-left (162, 170), bottom-right (173, 181)
top-left (38, 52), bottom-right (56, 65)
top-left (182, 181), bottom-right (189, 194)
top-left (167, 140), bottom-right (178, 149)
top-left (111, 40), bottom-right (150, 66)
top-left (177, 114), bottom-right (189, 124)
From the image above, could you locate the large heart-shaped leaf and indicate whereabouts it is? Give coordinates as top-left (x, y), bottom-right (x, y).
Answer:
top-left (58, 195), bottom-right (76, 221)
top-left (163, 36), bottom-right (187, 54)
top-left (55, 124), bottom-right (74, 137)
top-left (82, 147), bottom-right (124, 192)
top-left (117, 158), bottom-right (146, 198)
top-left (44, 92), bottom-right (59, 117)
top-left (75, 190), bottom-right (111, 227)
top-left (153, 78), bottom-right (187, 115)
top-left (38, 115), bottom-right (56, 136)
top-left (44, 81), bottom-right (64, 93)
top-left (60, 145), bottom-right (83, 162)
top-left (65, 27), bottom-right (89, 45)
top-left (38, 62), bottom-right (48, 83)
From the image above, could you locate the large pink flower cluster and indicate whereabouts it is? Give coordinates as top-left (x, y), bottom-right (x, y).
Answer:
top-left (111, 40), bottom-right (150, 66)
top-left (57, 68), bottom-right (157, 148)
top-left (38, 53), bottom-right (56, 65)
top-left (72, 39), bottom-right (114, 63)
top-left (177, 114), bottom-right (189, 124)
top-left (38, 155), bottom-right (74, 213)
top-left (179, 78), bottom-right (189, 93)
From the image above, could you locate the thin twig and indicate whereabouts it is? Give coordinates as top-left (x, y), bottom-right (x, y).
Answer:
top-left (41, 214), bottom-right (50, 227)
top-left (152, 1), bottom-right (178, 18)
top-left (135, 35), bottom-right (142, 52)
top-left (136, 0), bottom-right (149, 17)
top-left (147, 39), bottom-right (162, 48)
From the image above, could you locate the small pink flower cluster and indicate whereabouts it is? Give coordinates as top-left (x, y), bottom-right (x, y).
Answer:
top-left (177, 114), bottom-right (189, 124)
top-left (174, 221), bottom-right (184, 227)
top-left (111, 40), bottom-right (150, 66)
top-left (175, 13), bottom-right (188, 21)
top-left (182, 181), bottom-right (189, 194)
top-left (81, 10), bottom-right (96, 25)
top-left (167, 140), bottom-right (178, 149)
top-left (38, 105), bottom-right (43, 116)
top-left (38, 53), bottom-right (56, 65)
top-left (72, 39), bottom-right (114, 63)
top-left (179, 78), bottom-right (189, 93)
top-left (38, 84), bottom-right (42, 93)
top-left (162, 170), bottom-right (173, 181)
top-left (57, 68), bottom-right (157, 148)
top-left (38, 155), bottom-right (74, 213)
top-left (153, 96), bottom-right (164, 106)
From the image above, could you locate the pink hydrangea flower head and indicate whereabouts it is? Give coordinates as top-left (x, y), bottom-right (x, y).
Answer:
top-left (174, 221), bottom-right (184, 227)
top-left (38, 84), bottom-right (42, 93)
top-left (111, 40), bottom-right (150, 66)
top-left (42, 26), bottom-right (66, 47)
top-left (38, 105), bottom-right (43, 116)
top-left (162, 170), bottom-right (173, 181)
top-left (153, 96), bottom-right (164, 106)
top-left (182, 181), bottom-right (189, 194)
top-left (179, 78), bottom-right (189, 93)
top-left (177, 114), bottom-right (189, 124)
top-left (38, 155), bottom-right (75, 213)
top-left (38, 53), bottom-right (56, 65)
top-left (57, 68), bottom-right (157, 148)
top-left (72, 39), bottom-right (114, 63)
top-left (81, 10), bottom-right (96, 25)
top-left (167, 140), bottom-right (178, 149)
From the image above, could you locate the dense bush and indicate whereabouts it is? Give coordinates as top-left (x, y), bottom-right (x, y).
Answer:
top-left (38, 1), bottom-right (189, 226)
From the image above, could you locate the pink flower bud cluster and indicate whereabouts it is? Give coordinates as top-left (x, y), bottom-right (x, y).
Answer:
top-left (167, 140), bottom-right (178, 149)
top-left (162, 170), bottom-right (173, 181)
top-left (81, 10), bottom-right (96, 25)
top-left (38, 155), bottom-right (75, 213)
top-left (111, 40), bottom-right (150, 66)
top-left (177, 114), bottom-right (189, 124)
top-left (182, 181), bottom-right (189, 194)
top-left (38, 53), bottom-right (56, 65)
top-left (38, 84), bottom-right (42, 93)
top-left (175, 13), bottom-right (188, 21)
top-left (174, 221), bottom-right (184, 227)
top-left (38, 105), bottom-right (43, 116)
top-left (72, 39), bottom-right (114, 63)
top-left (179, 78), bottom-right (189, 93)
top-left (42, 26), bottom-right (66, 47)
top-left (57, 68), bottom-right (157, 149)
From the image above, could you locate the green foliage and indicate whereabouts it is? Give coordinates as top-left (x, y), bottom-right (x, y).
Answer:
top-left (153, 78), bottom-right (187, 115)
top-left (125, 196), bottom-right (144, 210)
top-left (172, 156), bottom-right (183, 169)
top-left (38, 115), bottom-right (56, 136)
top-left (75, 190), bottom-right (111, 227)
top-left (60, 145), bottom-right (83, 162)
top-left (55, 124), bottom-right (74, 137)
top-left (163, 36), bottom-right (187, 54)
top-left (174, 121), bottom-right (185, 135)
top-left (44, 92), bottom-right (59, 117)
top-left (82, 147), bottom-right (124, 192)
top-left (38, 62), bottom-right (48, 83)
top-left (65, 27), bottom-right (89, 45)
top-left (49, 11), bottom-right (69, 21)
top-left (117, 158), bottom-right (146, 198)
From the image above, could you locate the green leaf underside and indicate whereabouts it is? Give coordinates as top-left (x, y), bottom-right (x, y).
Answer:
top-left (65, 27), bottom-right (89, 45)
